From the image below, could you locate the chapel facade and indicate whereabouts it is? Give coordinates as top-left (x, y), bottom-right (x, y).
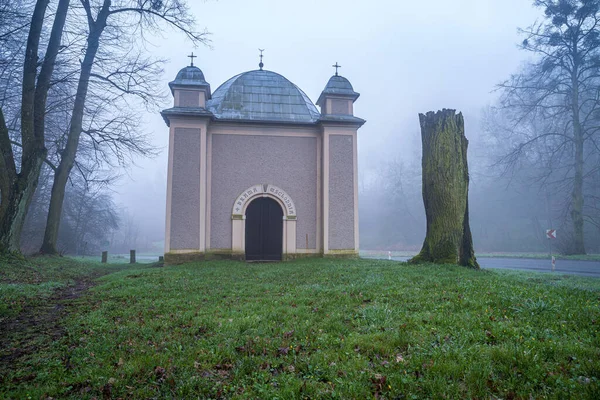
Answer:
top-left (161, 58), bottom-right (365, 264)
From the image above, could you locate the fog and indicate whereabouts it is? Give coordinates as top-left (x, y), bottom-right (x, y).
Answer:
top-left (110, 0), bottom-right (597, 254)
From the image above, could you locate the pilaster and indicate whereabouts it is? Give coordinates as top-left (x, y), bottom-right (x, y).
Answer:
top-left (322, 127), bottom-right (330, 254)
top-left (165, 116), bottom-right (210, 256)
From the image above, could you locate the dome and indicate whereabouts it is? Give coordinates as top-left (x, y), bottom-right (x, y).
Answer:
top-left (206, 70), bottom-right (320, 123)
top-left (173, 65), bottom-right (207, 83)
top-left (318, 75), bottom-right (360, 101)
top-left (324, 75), bottom-right (354, 93)
top-left (169, 65), bottom-right (210, 93)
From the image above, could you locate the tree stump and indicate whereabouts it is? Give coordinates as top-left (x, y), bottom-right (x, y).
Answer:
top-left (409, 109), bottom-right (479, 268)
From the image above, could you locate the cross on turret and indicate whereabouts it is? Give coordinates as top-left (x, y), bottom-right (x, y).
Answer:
top-left (188, 52), bottom-right (197, 67)
top-left (332, 62), bottom-right (341, 76)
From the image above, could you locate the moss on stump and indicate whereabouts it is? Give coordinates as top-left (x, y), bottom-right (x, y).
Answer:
top-left (409, 109), bottom-right (479, 269)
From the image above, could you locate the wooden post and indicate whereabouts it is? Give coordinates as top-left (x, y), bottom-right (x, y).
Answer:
top-left (130, 250), bottom-right (136, 264)
top-left (101, 251), bottom-right (108, 263)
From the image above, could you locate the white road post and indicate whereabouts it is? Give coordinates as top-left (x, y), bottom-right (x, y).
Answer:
top-left (546, 229), bottom-right (557, 271)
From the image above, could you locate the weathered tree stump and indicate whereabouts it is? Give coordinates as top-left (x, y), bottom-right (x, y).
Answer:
top-left (130, 250), bottom-right (136, 264)
top-left (409, 109), bottom-right (479, 268)
top-left (101, 251), bottom-right (108, 263)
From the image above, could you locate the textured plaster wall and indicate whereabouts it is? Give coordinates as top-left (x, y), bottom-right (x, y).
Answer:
top-left (170, 128), bottom-right (201, 250)
top-left (211, 134), bottom-right (317, 250)
top-left (331, 99), bottom-right (349, 115)
top-left (179, 91), bottom-right (199, 107)
top-left (329, 135), bottom-right (355, 250)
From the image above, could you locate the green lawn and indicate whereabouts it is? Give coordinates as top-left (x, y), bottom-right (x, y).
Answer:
top-left (1, 257), bottom-right (599, 399)
top-left (0, 254), bottom-right (132, 321)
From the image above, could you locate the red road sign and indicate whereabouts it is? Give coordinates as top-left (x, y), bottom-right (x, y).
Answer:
top-left (546, 229), bottom-right (557, 239)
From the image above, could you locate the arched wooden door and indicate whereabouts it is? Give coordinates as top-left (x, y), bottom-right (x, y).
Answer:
top-left (245, 197), bottom-right (283, 261)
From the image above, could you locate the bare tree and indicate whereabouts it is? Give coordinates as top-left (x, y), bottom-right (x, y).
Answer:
top-left (497, 0), bottom-right (600, 254)
top-left (360, 158), bottom-right (424, 250)
top-left (39, 0), bottom-right (207, 254)
top-left (0, 0), bottom-right (70, 253)
top-left (21, 164), bottom-right (120, 255)
top-left (0, 0), bottom-right (207, 255)
top-left (0, 1), bottom-right (30, 115)
top-left (60, 179), bottom-right (119, 255)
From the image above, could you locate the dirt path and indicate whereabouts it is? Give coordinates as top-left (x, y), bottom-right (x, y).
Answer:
top-left (0, 270), bottom-right (120, 384)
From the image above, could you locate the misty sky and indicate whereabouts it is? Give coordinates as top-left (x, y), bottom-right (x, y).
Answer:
top-left (116, 0), bottom-right (542, 240)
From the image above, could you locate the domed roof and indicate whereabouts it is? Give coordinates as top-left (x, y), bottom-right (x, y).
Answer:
top-left (206, 70), bottom-right (320, 123)
top-left (169, 66), bottom-right (210, 93)
top-left (317, 75), bottom-right (360, 105)
top-left (324, 75), bottom-right (355, 93)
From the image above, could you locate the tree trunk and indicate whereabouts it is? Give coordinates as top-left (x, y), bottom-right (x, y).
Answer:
top-left (40, 7), bottom-right (109, 254)
top-left (0, 155), bottom-right (46, 252)
top-left (571, 129), bottom-right (585, 254)
top-left (570, 69), bottom-right (586, 255)
top-left (33, 0), bottom-right (71, 144)
top-left (0, 0), bottom-right (50, 253)
top-left (409, 109), bottom-right (479, 268)
top-left (0, 107), bottom-right (15, 224)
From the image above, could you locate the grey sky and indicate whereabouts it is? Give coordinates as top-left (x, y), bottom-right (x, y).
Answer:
top-left (116, 0), bottom-right (541, 239)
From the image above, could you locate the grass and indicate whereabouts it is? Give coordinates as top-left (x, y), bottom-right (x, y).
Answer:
top-left (361, 250), bottom-right (600, 261)
top-left (1, 257), bottom-right (600, 399)
top-left (0, 254), bottom-right (132, 321)
top-left (78, 253), bottom-right (163, 264)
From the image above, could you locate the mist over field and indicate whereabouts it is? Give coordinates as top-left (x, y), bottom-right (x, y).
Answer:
top-left (3, 0), bottom-right (599, 255)
top-left (87, 0), bottom-right (600, 255)
top-left (5, 4), bottom-right (600, 399)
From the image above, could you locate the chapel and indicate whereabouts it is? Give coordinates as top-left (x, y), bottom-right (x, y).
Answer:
top-left (161, 55), bottom-right (365, 263)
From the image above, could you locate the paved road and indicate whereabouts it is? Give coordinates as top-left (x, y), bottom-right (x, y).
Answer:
top-left (364, 256), bottom-right (600, 277)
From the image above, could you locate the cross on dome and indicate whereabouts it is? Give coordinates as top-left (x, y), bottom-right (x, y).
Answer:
top-left (332, 62), bottom-right (341, 76)
top-left (259, 49), bottom-right (265, 70)
top-left (188, 52), bottom-right (197, 67)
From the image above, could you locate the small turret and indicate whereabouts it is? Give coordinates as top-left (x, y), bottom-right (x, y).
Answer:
top-left (317, 65), bottom-right (360, 116)
top-left (169, 57), bottom-right (211, 108)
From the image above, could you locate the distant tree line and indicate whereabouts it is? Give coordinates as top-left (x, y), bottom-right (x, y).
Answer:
top-left (361, 0), bottom-right (600, 255)
top-left (491, 0), bottom-right (600, 254)
top-left (20, 164), bottom-right (119, 254)
top-left (359, 135), bottom-right (600, 254)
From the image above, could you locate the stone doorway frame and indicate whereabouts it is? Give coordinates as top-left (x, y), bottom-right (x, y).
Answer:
top-left (231, 184), bottom-right (297, 258)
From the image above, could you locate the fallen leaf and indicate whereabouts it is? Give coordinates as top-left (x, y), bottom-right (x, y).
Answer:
top-left (283, 330), bottom-right (295, 338)
top-left (370, 374), bottom-right (387, 398)
top-left (278, 347), bottom-right (289, 356)
top-left (154, 366), bottom-right (166, 383)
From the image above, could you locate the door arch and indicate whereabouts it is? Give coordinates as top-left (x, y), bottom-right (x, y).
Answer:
top-left (245, 197), bottom-right (283, 261)
top-left (231, 184), bottom-right (297, 257)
